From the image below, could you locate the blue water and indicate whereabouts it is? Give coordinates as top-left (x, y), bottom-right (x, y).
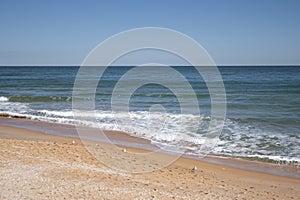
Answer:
top-left (0, 66), bottom-right (299, 163)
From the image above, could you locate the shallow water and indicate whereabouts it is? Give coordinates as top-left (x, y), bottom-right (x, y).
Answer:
top-left (0, 66), bottom-right (299, 163)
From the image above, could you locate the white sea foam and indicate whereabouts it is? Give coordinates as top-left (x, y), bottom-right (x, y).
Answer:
top-left (245, 154), bottom-right (300, 164)
top-left (0, 96), bottom-right (9, 102)
top-left (38, 110), bottom-right (74, 117)
top-left (0, 101), bottom-right (299, 164)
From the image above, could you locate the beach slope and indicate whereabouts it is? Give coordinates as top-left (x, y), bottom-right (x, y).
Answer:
top-left (0, 125), bottom-right (299, 199)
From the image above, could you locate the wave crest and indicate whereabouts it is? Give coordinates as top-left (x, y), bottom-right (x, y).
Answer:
top-left (0, 96), bottom-right (9, 102)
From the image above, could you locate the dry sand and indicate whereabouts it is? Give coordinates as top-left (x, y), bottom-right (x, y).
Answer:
top-left (0, 124), bottom-right (299, 199)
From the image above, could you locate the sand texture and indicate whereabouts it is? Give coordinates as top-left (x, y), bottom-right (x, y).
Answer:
top-left (0, 125), bottom-right (299, 200)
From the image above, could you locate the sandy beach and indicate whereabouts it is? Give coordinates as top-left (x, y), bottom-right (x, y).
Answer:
top-left (2, 0), bottom-right (300, 199)
top-left (0, 122), bottom-right (299, 200)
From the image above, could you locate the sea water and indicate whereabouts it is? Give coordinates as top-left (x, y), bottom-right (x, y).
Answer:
top-left (0, 66), bottom-right (299, 164)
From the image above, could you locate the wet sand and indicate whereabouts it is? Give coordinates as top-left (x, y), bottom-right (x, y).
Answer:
top-left (0, 123), bottom-right (299, 199)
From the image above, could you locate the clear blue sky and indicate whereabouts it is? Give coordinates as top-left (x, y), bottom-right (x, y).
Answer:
top-left (0, 0), bottom-right (299, 65)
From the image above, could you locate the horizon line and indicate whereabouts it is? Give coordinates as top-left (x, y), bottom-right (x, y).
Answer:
top-left (1, 64), bottom-right (300, 67)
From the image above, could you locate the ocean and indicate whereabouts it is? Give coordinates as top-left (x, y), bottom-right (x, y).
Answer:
top-left (0, 66), bottom-right (299, 164)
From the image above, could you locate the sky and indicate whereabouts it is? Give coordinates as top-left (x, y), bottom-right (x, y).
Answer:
top-left (0, 0), bottom-right (299, 66)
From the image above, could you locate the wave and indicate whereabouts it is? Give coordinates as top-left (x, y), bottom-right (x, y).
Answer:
top-left (132, 93), bottom-right (210, 98)
top-left (1, 96), bottom-right (72, 102)
top-left (239, 154), bottom-right (300, 164)
top-left (0, 102), bottom-right (299, 164)
top-left (0, 96), bottom-right (9, 102)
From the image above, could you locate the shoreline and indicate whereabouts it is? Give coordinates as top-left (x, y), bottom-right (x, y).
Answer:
top-left (0, 120), bottom-right (299, 199)
top-left (0, 116), bottom-right (299, 178)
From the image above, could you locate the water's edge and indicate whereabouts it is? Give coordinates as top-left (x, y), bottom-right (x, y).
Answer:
top-left (0, 116), bottom-right (298, 179)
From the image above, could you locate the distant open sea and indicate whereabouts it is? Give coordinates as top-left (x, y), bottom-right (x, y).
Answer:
top-left (0, 66), bottom-right (299, 164)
